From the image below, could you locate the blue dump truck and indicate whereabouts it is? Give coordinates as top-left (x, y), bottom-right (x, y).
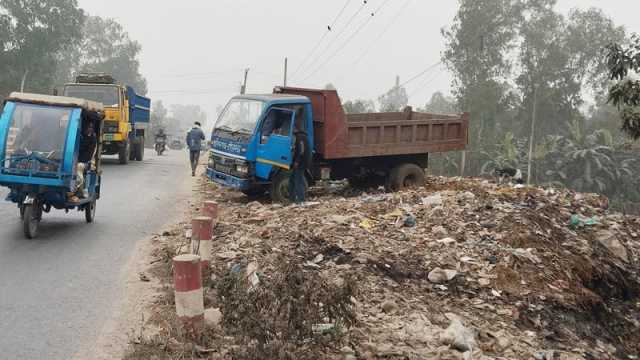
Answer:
top-left (63, 74), bottom-right (150, 164)
top-left (207, 87), bottom-right (469, 202)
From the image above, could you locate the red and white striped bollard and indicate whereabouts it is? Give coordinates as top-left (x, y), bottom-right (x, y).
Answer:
top-left (203, 201), bottom-right (219, 224)
top-left (191, 216), bottom-right (213, 270)
top-left (173, 254), bottom-right (204, 337)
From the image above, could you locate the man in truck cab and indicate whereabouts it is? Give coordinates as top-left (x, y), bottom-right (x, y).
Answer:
top-left (186, 121), bottom-right (205, 176)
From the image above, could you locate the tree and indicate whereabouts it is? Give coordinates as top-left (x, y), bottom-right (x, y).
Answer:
top-left (443, 0), bottom-right (520, 173)
top-left (74, 16), bottom-right (148, 94)
top-left (422, 92), bottom-right (458, 113)
top-left (378, 79), bottom-right (408, 112)
top-left (343, 99), bottom-right (376, 114)
top-left (0, 0), bottom-right (85, 95)
top-left (171, 104), bottom-right (208, 134)
top-left (607, 34), bottom-right (640, 140)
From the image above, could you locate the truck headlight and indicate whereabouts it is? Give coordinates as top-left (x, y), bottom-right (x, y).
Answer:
top-left (236, 165), bottom-right (249, 174)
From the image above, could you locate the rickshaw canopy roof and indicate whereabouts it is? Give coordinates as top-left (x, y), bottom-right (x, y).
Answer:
top-left (7, 92), bottom-right (104, 114)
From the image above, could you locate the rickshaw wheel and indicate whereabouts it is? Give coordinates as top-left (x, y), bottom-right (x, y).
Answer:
top-left (23, 204), bottom-right (40, 239)
top-left (85, 200), bottom-right (96, 223)
top-left (19, 205), bottom-right (25, 220)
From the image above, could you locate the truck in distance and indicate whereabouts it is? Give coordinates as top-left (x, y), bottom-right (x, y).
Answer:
top-left (207, 86), bottom-right (469, 202)
top-left (62, 73), bottom-right (150, 164)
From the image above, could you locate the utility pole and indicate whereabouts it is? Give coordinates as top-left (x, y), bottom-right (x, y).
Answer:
top-left (240, 68), bottom-right (250, 95)
top-left (395, 75), bottom-right (400, 88)
top-left (283, 57), bottom-right (288, 87)
top-left (527, 86), bottom-right (538, 185)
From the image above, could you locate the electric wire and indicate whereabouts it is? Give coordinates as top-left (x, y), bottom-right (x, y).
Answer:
top-left (290, 0), bottom-right (353, 79)
top-left (351, 0), bottom-right (412, 69)
top-left (300, 0), bottom-right (394, 82)
top-left (294, 0), bottom-right (370, 80)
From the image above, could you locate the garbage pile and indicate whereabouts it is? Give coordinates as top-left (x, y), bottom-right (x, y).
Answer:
top-left (205, 177), bottom-right (639, 360)
top-left (129, 178), bottom-right (640, 360)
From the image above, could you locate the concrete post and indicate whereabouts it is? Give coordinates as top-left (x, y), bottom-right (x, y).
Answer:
top-left (173, 254), bottom-right (204, 338)
top-left (191, 217), bottom-right (213, 270)
top-left (202, 201), bottom-right (219, 223)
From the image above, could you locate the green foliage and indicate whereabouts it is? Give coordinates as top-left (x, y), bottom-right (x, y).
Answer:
top-left (0, 0), bottom-right (85, 95)
top-left (481, 132), bottom-right (527, 174)
top-left (421, 92), bottom-right (458, 114)
top-left (606, 33), bottom-right (640, 140)
top-left (76, 16), bottom-right (148, 95)
top-left (343, 99), bottom-right (376, 114)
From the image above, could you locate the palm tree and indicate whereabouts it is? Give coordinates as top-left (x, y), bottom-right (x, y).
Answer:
top-left (481, 132), bottom-right (527, 175)
top-left (546, 119), bottom-right (630, 195)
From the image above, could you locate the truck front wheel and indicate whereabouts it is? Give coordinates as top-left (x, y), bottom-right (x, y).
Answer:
top-left (386, 163), bottom-right (425, 192)
top-left (270, 171), bottom-right (308, 204)
top-left (119, 141), bottom-right (130, 165)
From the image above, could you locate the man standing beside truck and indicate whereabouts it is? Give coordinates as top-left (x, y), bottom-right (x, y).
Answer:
top-left (289, 120), bottom-right (311, 204)
top-left (186, 121), bottom-right (205, 176)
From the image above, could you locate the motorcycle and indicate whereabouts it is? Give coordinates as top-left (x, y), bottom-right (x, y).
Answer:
top-left (155, 137), bottom-right (167, 155)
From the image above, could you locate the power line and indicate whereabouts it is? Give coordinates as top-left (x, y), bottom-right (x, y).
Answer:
top-left (408, 70), bottom-right (445, 100)
top-left (295, 0), bottom-right (370, 80)
top-left (398, 60), bottom-right (442, 88)
top-left (300, 0), bottom-right (393, 83)
top-left (373, 60), bottom-right (442, 100)
top-left (291, 0), bottom-right (353, 79)
top-left (351, 0), bottom-right (412, 69)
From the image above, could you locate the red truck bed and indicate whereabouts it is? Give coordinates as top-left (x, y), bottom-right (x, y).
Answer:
top-left (275, 87), bottom-right (469, 160)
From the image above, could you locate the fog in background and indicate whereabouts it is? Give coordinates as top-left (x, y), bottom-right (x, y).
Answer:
top-left (77, 0), bottom-right (640, 131)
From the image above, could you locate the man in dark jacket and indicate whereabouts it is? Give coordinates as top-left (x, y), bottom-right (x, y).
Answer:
top-left (186, 122), bottom-right (206, 176)
top-left (289, 127), bottom-right (312, 203)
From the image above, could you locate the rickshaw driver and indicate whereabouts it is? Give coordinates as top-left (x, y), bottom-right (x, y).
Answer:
top-left (68, 121), bottom-right (97, 203)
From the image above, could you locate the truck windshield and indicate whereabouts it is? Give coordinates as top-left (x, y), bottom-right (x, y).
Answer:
top-left (4, 103), bottom-right (71, 163)
top-left (64, 85), bottom-right (119, 107)
top-left (215, 99), bottom-right (264, 134)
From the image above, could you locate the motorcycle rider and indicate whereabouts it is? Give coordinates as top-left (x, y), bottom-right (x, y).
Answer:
top-left (155, 128), bottom-right (168, 154)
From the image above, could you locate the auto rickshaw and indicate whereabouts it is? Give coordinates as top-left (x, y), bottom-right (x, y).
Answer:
top-left (0, 92), bottom-right (104, 238)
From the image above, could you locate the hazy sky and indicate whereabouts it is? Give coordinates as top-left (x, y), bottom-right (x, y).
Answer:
top-left (77, 0), bottom-right (640, 126)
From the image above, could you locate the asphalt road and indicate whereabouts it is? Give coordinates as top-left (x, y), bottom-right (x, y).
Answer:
top-left (0, 150), bottom-right (192, 359)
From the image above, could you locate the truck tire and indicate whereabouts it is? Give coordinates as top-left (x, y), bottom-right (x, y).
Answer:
top-left (386, 163), bottom-right (425, 192)
top-left (242, 186), bottom-right (267, 198)
top-left (129, 142), bottom-right (136, 161)
top-left (119, 141), bottom-right (130, 165)
top-left (135, 138), bottom-right (144, 161)
top-left (270, 171), bottom-right (308, 204)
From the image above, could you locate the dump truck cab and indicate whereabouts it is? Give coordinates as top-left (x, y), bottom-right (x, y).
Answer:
top-left (208, 94), bottom-right (314, 199)
top-left (62, 74), bottom-right (149, 164)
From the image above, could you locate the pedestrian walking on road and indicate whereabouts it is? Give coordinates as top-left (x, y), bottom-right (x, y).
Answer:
top-left (186, 122), bottom-right (205, 176)
top-left (289, 125), bottom-right (312, 203)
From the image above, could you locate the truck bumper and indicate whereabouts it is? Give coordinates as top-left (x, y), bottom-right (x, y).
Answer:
top-left (207, 167), bottom-right (251, 190)
top-left (103, 133), bottom-right (125, 142)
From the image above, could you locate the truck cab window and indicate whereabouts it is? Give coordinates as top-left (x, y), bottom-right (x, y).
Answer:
top-left (261, 108), bottom-right (293, 143)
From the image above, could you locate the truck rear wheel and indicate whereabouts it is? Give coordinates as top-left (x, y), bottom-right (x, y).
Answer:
top-left (135, 138), bottom-right (144, 161)
top-left (386, 163), bottom-right (425, 192)
top-left (119, 141), bottom-right (130, 165)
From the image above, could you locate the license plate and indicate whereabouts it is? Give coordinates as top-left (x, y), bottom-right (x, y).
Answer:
top-left (104, 134), bottom-right (114, 141)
